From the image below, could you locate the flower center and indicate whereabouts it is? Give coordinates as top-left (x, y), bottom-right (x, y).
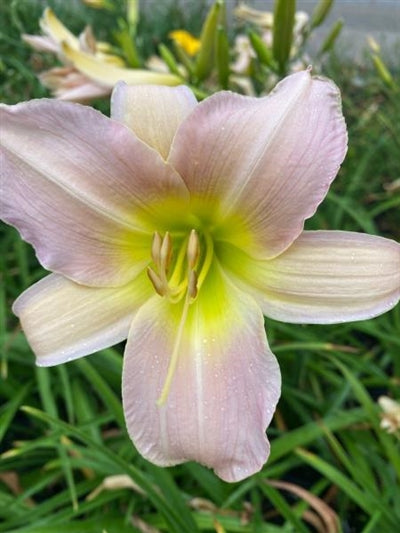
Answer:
top-left (147, 229), bottom-right (214, 405)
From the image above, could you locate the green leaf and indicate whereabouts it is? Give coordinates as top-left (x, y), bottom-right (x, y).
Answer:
top-left (71, 377), bottom-right (102, 443)
top-left (319, 18), bottom-right (344, 55)
top-left (158, 43), bottom-right (183, 77)
top-left (113, 19), bottom-right (141, 68)
top-left (371, 54), bottom-right (395, 88)
top-left (272, 0), bottom-right (296, 74)
top-left (216, 25), bottom-right (230, 89)
top-left (75, 357), bottom-right (125, 429)
top-left (35, 366), bottom-right (78, 511)
top-left (268, 408), bottom-right (366, 464)
top-left (0, 383), bottom-right (31, 443)
top-left (145, 464), bottom-right (199, 532)
top-left (310, 0), bottom-right (334, 28)
top-left (258, 482), bottom-right (310, 532)
top-left (194, 0), bottom-right (222, 81)
top-left (296, 448), bottom-right (396, 528)
top-left (330, 358), bottom-right (400, 480)
top-left (20, 406), bottom-right (196, 533)
top-left (248, 31), bottom-right (275, 69)
top-left (184, 462), bottom-right (228, 505)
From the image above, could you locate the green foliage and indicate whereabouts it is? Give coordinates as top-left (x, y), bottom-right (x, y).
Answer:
top-left (1, 1), bottom-right (400, 532)
top-left (272, 0), bottom-right (295, 75)
top-left (193, 0), bottom-right (223, 82)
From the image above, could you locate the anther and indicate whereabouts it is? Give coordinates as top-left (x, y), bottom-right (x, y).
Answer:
top-left (151, 232), bottom-right (162, 269)
top-left (187, 229), bottom-right (200, 270)
top-left (187, 269), bottom-right (198, 299)
top-left (160, 232), bottom-right (173, 274)
top-left (147, 267), bottom-right (167, 296)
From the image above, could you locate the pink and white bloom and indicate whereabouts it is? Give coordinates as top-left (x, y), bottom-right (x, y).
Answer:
top-left (22, 7), bottom-right (125, 102)
top-left (1, 70), bottom-right (399, 482)
top-left (23, 8), bottom-right (180, 102)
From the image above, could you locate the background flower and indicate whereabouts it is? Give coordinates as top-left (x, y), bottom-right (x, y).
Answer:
top-left (22, 7), bottom-right (181, 101)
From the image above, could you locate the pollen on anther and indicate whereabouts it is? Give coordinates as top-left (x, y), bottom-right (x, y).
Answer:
top-left (160, 232), bottom-right (173, 273)
top-left (187, 229), bottom-right (200, 270)
top-left (147, 267), bottom-right (166, 296)
top-left (188, 269), bottom-right (198, 299)
top-left (151, 232), bottom-right (162, 268)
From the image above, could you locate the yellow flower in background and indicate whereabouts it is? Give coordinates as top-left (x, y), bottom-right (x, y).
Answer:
top-left (169, 30), bottom-right (201, 56)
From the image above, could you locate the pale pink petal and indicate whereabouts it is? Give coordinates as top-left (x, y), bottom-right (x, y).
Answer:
top-left (39, 67), bottom-right (76, 90)
top-left (0, 100), bottom-right (188, 286)
top-left (39, 68), bottom-right (111, 101)
top-left (222, 231), bottom-right (400, 324)
top-left (22, 34), bottom-right (59, 54)
top-left (13, 271), bottom-right (152, 366)
top-left (169, 69), bottom-right (347, 258)
top-left (122, 265), bottom-right (281, 482)
top-left (111, 83), bottom-right (197, 160)
top-left (54, 81), bottom-right (111, 102)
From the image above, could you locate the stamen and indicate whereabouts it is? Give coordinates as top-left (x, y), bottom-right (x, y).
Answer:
top-left (147, 267), bottom-right (166, 296)
top-left (160, 232), bottom-right (173, 275)
top-left (187, 229), bottom-right (200, 269)
top-left (197, 232), bottom-right (213, 289)
top-left (156, 291), bottom-right (191, 406)
top-left (153, 229), bottom-right (214, 406)
top-left (187, 269), bottom-right (198, 299)
top-left (151, 232), bottom-right (162, 269)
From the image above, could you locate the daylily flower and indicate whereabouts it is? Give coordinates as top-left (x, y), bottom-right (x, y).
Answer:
top-left (169, 30), bottom-right (201, 57)
top-left (23, 8), bottom-right (180, 101)
top-left (231, 34), bottom-right (257, 75)
top-left (378, 396), bottom-right (400, 434)
top-left (1, 70), bottom-right (399, 482)
top-left (234, 2), bottom-right (309, 48)
top-left (233, 5), bottom-right (311, 95)
top-left (234, 3), bottom-right (274, 28)
top-left (22, 8), bottom-right (124, 101)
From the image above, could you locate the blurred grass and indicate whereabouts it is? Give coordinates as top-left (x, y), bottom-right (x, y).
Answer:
top-left (1, 1), bottom-right (400, 532)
